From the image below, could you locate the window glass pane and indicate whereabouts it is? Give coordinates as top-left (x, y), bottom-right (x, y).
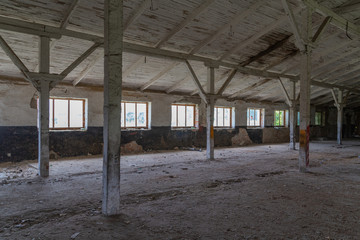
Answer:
top-left (70, 100), bottom-right (83, 128)
top-left (171, 105), bottom-right (177, 127)
top-left (254, 109), bottom-right (260, 126)
top-left (178, 105), bottom-right (186, 127)
top-left (279, 111), bottom-right (284, 126)
top-left (249, 109), bottom-right (255, 126)
top-left (137, 103), bottom-right (147, 127)
top-left (186, 106), bottom-right (194, 127)
top-left (218, 108), bottom-right (224, 127)
top-left (54, 99), bottom-right (68, 128)
top-left (247, 109), bottom-right (250, 126)
top-left (121, 102), bottom-right (124, 127)
top-left (126, 103), bottom-right (136, 127)
top-left (297, 112), bottom-right (300, 126)
top-left (223, 108), bottom-right (230, 127)
top-left (275, 111), bottom-right (279, 126)
top-left (214, 107), bottom-right (218, 126)
top-left (49, 99), bottom-right (53, 128)
top-left (315, 112), bottom-right (321, 125)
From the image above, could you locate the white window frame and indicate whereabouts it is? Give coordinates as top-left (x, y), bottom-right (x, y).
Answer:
top-left (171, 103), bottom-right (197, 128)
top-left (121, 101), bottom-right (149, 129)
top-left (247, 108), bottom-right (263, 128)
top-left (38, 97), bottom-right (87, 131)
top-left (214, 106), bottom-right (233, 128)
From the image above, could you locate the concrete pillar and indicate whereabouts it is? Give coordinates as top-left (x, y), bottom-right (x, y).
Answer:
top-left (289, 81), bottom-right (296, 150)
top-left (337, 90), bottom-right (343, 145)
top-left (206, 66), bottom-right (215, 160)
top-left (38, 36), bottom-right (50, 177)
top-left (102, 0), bottom-right (123, 216)
top-left (299, 8), bottom-right (312, 172)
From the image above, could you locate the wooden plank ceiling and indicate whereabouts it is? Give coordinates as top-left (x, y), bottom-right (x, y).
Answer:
top-left (0, 0), bottom-right (359, 107)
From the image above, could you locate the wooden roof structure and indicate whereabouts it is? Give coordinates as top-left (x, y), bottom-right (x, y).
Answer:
top-left (0, 0), bottom-right (359, 107)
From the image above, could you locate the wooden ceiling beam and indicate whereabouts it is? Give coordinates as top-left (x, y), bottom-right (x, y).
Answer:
top-left (228, 78), bottom-right (272, 99)
top-left (312, 16), bottom-right (332, 44)
top-left (140, 61), bottom-right (179, 91)
top-left (323, 60), bottom-right (360, 84)
top-left (218, 10), bottom-right (298, 61)
top-left (166, 75), bottom-right (190, 94)
top-left (0, 15), bottom-right (300, 81)
top-left (334, 1), bottom-right (360, 14)
top-left (185, 60), bottom-right (207, 103)
top-left (281, 0), bottom-right (304, 51)
top-left (73, 51), bottom-right (103, 86)
top-left (154, 0), bottom-right (215, 48)
top-left (124, 0), bottom-right (151, 31)
top-left (0, 15), bottom-right (358, 94)
top-left (302, 0), bottom-right (360, 37)
top-left (216, 69), bottom-right (237, 96)
top-left (190, 69), bottom-right (229, 96)
top-left (60, 0), bottom-right (80, 30)
top-left (313, 58), bottom-right (360, 80)
top-left (123, 56), bottom-right (145, 79)
top-left (60, 42), bottom-right (102, 77)
top-left (189, 0), bottom-right (263, 55)
top-left (311, 48), bottom-right (360, 77)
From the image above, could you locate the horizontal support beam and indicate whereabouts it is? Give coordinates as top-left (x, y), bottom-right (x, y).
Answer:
top-left (0, 15), bottom-right (359, 94)
top-left (303, 0), bottom-right (360, 37)
top-left (2, 73), bottom-right (359, 107)
top-left (0, 15), bottom-right (298, 80)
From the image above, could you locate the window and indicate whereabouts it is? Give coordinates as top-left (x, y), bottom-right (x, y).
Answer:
top-left (48, 98), bottom-right (86, 130)
top-left (214, 106), bottom-right (232, 128)
top-left (171, 104), bottom-right (195, 128)
top-left (297, 112), bottom-right (300, 126)
top-left (274, 110), bottom-right (287, 127)
top-left (315, 112), bottom-right (322, 126)
top-left (247, 108), bottom-right (262, 127)
top-left (121, 101), bottom-right (149, 129)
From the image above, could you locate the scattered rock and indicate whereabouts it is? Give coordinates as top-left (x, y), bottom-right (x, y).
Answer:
top-left (121, 141), bottom-right (143, 154)
top-left (71, 232), bottom-right (80, 239)
top-left (231, 129), bottom-right (252, 146)
top-left (49, 150), bottom-right (60, 160)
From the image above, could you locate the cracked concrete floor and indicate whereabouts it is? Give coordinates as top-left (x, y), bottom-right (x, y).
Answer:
top-left (1, 140), bottom-right (360, 240)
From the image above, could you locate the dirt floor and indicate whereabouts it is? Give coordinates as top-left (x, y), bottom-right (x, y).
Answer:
top-left (1, 140), bottom-right (360, 240)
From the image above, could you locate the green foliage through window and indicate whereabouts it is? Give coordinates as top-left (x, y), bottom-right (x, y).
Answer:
top-left (274, 110), bottom-right (285, 127)
top-left (315, 112), bottom-right (322, 126)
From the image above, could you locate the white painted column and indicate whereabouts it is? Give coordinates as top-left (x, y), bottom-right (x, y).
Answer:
top-left (102, 0), bottom-right (123, 216)
top-left (337, 90), bottom-right (343, 145)
top-left (38, 36), bottom-right (50, 177)
top-left (289, 81), bottom-right (296, 150)
top-left (299, 8), bottom-right (312, 172)
top-left (206, 66), bottom-right (215, 160)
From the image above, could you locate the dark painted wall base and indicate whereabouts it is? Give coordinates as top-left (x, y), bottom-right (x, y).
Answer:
top-left (0, 125), bottom-right (305, 163)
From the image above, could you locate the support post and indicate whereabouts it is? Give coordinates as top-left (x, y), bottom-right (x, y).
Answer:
top-left (102, 0), bottom-right (123, 216)
top-left (289, 81), bottom-right (297, 150)
top-left (206, 65), bottom-right (216, 160)
top-left (299, 7), bottom-right (312, 172)
top-left (337, 90), bottom-right (343, 145)
top-left (38, 36), bottom-right (50, 177)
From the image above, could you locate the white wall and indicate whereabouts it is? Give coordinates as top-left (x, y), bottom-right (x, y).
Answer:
top-left (0, 83), bottom-right (290, 128)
